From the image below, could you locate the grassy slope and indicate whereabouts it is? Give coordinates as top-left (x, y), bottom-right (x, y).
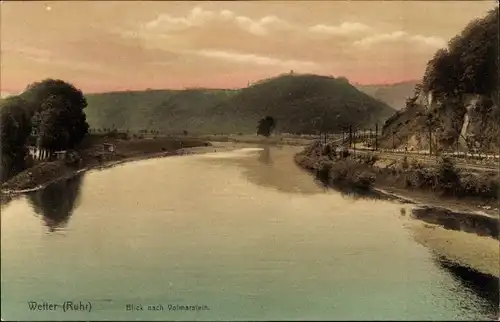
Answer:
top-left (84, 74), bottom-right (395, 135)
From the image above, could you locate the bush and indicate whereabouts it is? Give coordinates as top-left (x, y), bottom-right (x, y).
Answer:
top-left (317, 161), bottom-right (334, 183)
top-left (352, 171), bottom-right (376, 190)
top-left (340, 149), bottom-right (350, 158)
top-left (402, 156), bottom-right (409, 170)
top-left (405, 167), bottom-right (437, 189)
top-left (322, 144), bottom-right (332, 156)
top-left (325, 159), bottom-right (376, 190)
top-left (436, 157), bottom-right (460, 194)
top-left (458, 173), bottom-right (498, 199)
top-left (410, 159), bottom-right (423, 169)
top-left (64, 150), bottom-right (82, 167)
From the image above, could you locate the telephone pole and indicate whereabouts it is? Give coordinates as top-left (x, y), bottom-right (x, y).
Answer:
top-left (375, 123), bottom-right (378, 151)
top-left (349, 125), bottom-right (353, 148)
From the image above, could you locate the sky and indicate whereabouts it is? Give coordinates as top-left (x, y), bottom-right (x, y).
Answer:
top-left (0, 1), bottom-right (497, 94)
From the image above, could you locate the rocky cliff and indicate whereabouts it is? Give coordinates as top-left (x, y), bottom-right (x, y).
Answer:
top-left (380, 7), bottom-right (499, 153)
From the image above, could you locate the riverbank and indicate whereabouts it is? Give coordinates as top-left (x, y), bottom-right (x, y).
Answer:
top-left (180, 133), bottom-right (316, 146)
top-left (1, 136), bottom-right (212, 196)
top-left (295, 142), bottom-right (498, 217)
top-left (295, 142), bottom-right (499, 277)
top-left (408, 219), bottom-right (499, 278)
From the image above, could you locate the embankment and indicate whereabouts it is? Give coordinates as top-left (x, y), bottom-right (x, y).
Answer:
top-left (295, 141), bottom-right (500, 278)
top-left (183, 134), bottom-right (315, 146)
top-left (295, 142), bottom-right (498, 216)
top-left (1, 136), bottom-right (211, 195)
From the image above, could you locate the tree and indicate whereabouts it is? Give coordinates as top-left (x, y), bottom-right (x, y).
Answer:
top-left (0, 96), bottom-right (33, 181)
top-left (422, 8), bottom-right (499, 99)
top-left (437, 157), bottom-right (460, 194)
top-left (38, 97), bottom-right (71, 152)
top-left (22, 79), bottom-right (89, 150)
top-left (257, 116), bottom-right (276, 137)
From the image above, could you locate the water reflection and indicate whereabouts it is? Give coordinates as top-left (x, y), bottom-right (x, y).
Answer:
top-left (257, 145), bottom-right (273, 165)
top-left (437, 257), bottom-right (499, 318)
top-left (241, 145), bottom-right (325, 194)
top-left (27, 173), bottom-right (84, 232)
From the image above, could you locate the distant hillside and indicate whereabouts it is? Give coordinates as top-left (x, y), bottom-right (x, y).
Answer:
top-left (85, 88), bottom-right (239, 134)
top-left (85, 74), bottom-right (395, 135)
top-left (380, 7), bottom-right (499, 152)
top-left (356, 81), bottom-right (419, 110)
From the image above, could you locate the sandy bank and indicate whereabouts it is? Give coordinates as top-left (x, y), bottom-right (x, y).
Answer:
top-left (408, 220), bottom-right (500, 278)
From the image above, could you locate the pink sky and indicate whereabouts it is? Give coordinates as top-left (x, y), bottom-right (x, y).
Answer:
top-left (1, 1), bottom-right (497, 94)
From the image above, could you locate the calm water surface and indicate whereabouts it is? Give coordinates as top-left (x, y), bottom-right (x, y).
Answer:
top-left (1, 145), bottom-right (498, 320)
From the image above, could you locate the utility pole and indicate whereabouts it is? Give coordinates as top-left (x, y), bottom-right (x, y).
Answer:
top-left (392, 130), bottom-right (396, 150)
top-left (375, 123), bottom-right (378, 151)
top-left (369, 128), bottom-right (373, 151)
top-left (429, 123), bottom-right (432, 156)
top-left (349, 125), bottom-right (353, 149)
top-left (353, 127), bottom-right (357, 154)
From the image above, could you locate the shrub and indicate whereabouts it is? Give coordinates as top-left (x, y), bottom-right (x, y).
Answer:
top-left (322, 144), bottom-right (332, 156)
top-left (340, 149), bottom-right (350, 158)
top-left (352, 171), bottom-right (376, 190)
top-left (411, 159), bottom-right (423, 169)
top-left (402, 156), bottom-right (409, 170)
top-left (64, 150), bottom-right (82, 167)
top-left (436, 157), bottom-right (460, 194)
top-left (405, 167), bottom-right (437, 189)
top-left (317, 161), bottom-right (334, 183)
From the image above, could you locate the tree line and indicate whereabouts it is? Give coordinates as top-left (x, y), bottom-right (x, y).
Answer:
top-left (0, 79), bottom-right (89, 181)
top-left (422, 7), bottom-right (498, 100)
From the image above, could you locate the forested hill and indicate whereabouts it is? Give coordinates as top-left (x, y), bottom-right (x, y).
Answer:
top-left (84, 74), bottom-right (395, 135)
top-left (380, 7), bottom-right (499, 152)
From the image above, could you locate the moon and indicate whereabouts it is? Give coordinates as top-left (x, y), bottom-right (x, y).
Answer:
top-left (45, 5), bottom-right (52, 11)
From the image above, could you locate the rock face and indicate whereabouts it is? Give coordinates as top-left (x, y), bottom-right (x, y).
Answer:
top-left (380, 8), bottom-right (499, 153)
top-left (380, 90), bottom-right (500, 153)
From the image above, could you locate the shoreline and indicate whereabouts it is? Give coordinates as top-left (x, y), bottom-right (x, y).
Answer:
top-left (294, 143), bottom-right (499, 277)
top-left (0, 138), bottom-right (294, 197)
top-left (1, 139), bottom-right (229, 197)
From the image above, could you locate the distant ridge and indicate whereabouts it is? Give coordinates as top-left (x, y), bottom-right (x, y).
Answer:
top-left (81, 73), bottom-right (395, 135)
top-left (355, 80), bottom-right (419, 110)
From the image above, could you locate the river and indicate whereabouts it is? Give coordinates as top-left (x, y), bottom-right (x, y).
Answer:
top-left (1, 144), bottom-right (498, 321)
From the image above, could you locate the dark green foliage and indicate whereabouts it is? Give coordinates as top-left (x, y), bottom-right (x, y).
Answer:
top-left (436, 157), bottom-right (460, 194)
top-left (84, 74), bottom-right (394, 135)
top-left (327, 160), bottom-right (376, 190)
top-left (0, 96), bottom-right (32, 181)
top-left (422, 8), bottom-right (499, 98)
top-left (383, 8), bottom-right (499, 152)
top-left (354, 153), bottom-right (379, 166)
top-left (37, 96), bottom-right (71, 151)
top-left (257, 116), bottom-right (276, 137)
top-left (22, 79), bottom-right (89, 150)
top-left (402, 156), bottom-right (409, 170)
top-left (27, 173), bottom-right (84, 231)
top-left (0, 96), bottom-right (32, 156)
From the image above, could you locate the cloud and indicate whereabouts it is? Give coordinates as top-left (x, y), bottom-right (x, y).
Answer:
top-left (309, 22), bottom-right (372, 35)
top-left (1, 43), bottom-right (103, 72)
top-left (144, 6), bottom-right (214, 31)
top-left (353, 31), bottom-right (446, 49)
top-left (191, 49), bottom-right (318, 69)
top-left (143, 6), bottom-right (293, 36)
